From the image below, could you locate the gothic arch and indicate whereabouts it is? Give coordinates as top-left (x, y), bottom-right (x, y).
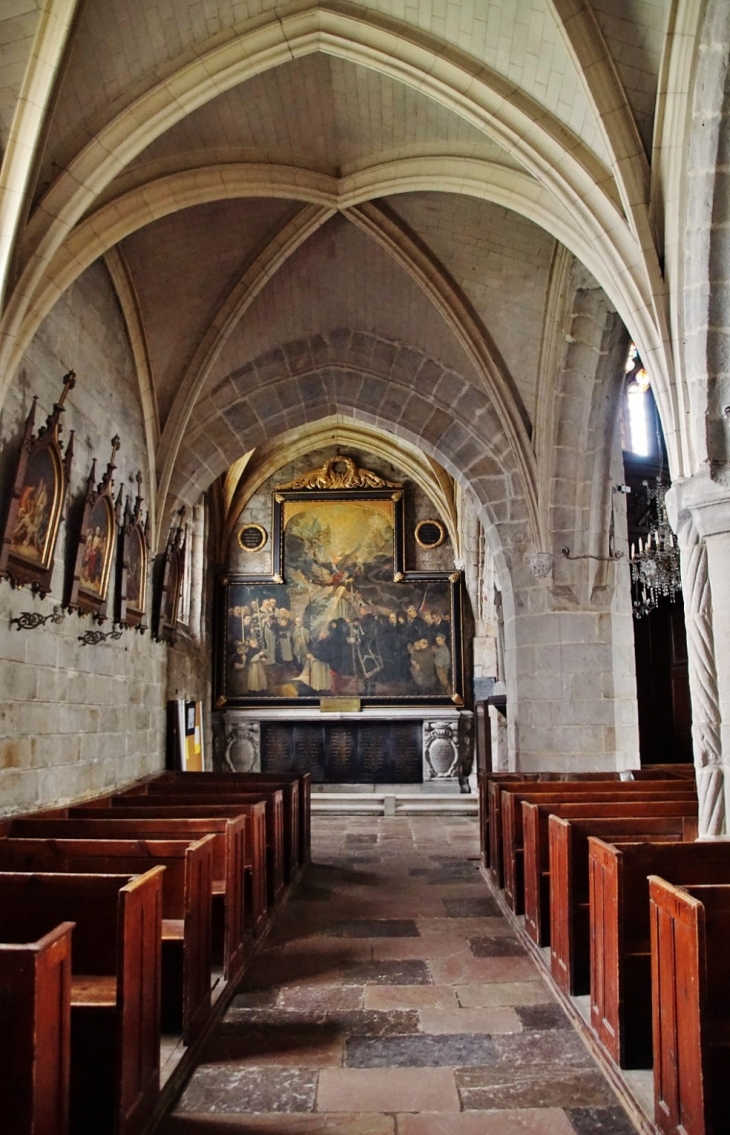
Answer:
top-left (153, 197), bottom-right (539, 552)
top-left (219, 417), bottom-right (460, 558)
top-left (164, 337), bottom-right (530, 581)
top-left (682, 0), bottom-right (730, 476)
top-left (0, 3), bottom-right (680, 474)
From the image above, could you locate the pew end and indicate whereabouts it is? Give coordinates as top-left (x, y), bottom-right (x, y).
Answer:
top-left (650, 877), bottom-right (730, 1135)
top-left (0, 921), bottom-right (74, 1135)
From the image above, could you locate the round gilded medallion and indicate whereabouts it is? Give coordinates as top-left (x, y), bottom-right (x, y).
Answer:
top-left (237, 523), bottom-right (267, 552)
top-left (415, 519), bottom-right (446, 549)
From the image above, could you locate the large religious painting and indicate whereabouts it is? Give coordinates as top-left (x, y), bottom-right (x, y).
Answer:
top-left (116, 472), bottom-right (150, 631)
top-left (0, 371), bottom-right (75, 597)
top-left (153, 512), bottom-right (186, 643)
top-left (216, 457), bottom-right (463, 707)
top-left (67, 436), bottom-right (120, 621)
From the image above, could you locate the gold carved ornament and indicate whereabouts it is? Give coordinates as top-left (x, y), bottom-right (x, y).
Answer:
top-left (276, 456), bottom-right (402, 491)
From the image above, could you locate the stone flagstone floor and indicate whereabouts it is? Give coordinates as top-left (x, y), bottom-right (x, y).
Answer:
top-left (159, 816), bottom-right (640, 1134)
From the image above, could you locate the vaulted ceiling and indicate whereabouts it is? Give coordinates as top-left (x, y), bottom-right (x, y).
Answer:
top-left (0, 0), bottom-right (697, 550)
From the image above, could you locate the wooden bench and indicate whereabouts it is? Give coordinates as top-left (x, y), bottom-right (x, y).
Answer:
top-left (0, 869), bottom-right (162, 1135)
top-left (545, 813), bottom-right (697, 995)
top-left (77, 794), bottom-right (275, 917)
top-left (485, 774), bottom-right (694, 888)
top-left (500, 783), bottom-right (697, 914)
top-left (139, 775), bottom-right (302, 882)
top-left (0, 836), bottom-right (213, 1045)
top-left (649, 877), bottom-right (730, 1135)
top-left (6, 812), bottom-right (254, 974)
top-left (522, 798), bottom-right (699, 947)
top-left (588, 838), bottom-right (730, 1068)
top-left (0, 920), bottom-right (73, 1135)
top-left (98, 790), bottom-right (285, 908)
top-left (141, 771), bottom-right (312, 868)
top-left (480, 769), bottom-right (692, 871)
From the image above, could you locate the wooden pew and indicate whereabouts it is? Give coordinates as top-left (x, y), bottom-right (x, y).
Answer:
top-left (649, 877), bottom-right (730, 1135)
top-left (480, 768), bottom-right (693, 872)
top-left (522, 797), bottom-right (699, 947)
top-left (6, 813), bottom-right (254, 972)
top-left (72, 799), bottom-right (274, 921)
top-left (0, 869), bottom-right (163, 1135)
top-left (96, 791), bottom-right (285, 908)
top-left (545, 812), bottom-right (697, 995)
top-left (139, 771), bottom-right (312, 868)
top-left (0, 920), bottom-right (73, 1135)
top-left (138, 774), bottom-right (303, 882)
top-left (588, 839), bottom-right (730, 1068)
top-left (481, 772), bottom-right (546, 869)
top-left (0, 836), bottom-right (213, 1045)
top-left (486, 773), bottom-right (694, 889)
top-left (500, 783), bottom-right (697, 914)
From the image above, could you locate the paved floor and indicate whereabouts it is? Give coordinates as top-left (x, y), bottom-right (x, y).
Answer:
top-left (160, 816), bottom-right (639, 1134)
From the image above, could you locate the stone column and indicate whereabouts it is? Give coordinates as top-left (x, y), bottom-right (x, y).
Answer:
top-left (667, 474), bottom-right (730, 836)
top-left (503, 553), bottom-right (640, 774)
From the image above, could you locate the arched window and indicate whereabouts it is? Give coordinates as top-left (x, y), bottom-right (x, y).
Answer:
top-left (622, 344), bottom-right (663, 460)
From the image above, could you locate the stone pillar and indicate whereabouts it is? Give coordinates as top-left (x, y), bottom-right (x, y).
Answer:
top-left (667, 474), bottom-right (730, 836)
top-left (503, 554), bottom-right (640, 774)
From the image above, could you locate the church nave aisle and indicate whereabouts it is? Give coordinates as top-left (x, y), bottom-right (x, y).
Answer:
top-left (159, 816), bottom-right (638, 1134)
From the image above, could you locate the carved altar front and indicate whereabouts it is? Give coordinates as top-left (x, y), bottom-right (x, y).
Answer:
top-left (212, 707), bottom-right (472, 785)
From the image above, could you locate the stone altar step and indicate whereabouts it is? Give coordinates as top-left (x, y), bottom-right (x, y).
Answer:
top-left (311, 791), bottom-right (478, 816)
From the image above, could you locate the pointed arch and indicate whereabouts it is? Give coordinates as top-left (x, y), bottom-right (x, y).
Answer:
top-left (0, 0), bottom-right (79, 312)
top-left (0, 2), bottom-right (681, 471)
top-left (0, 155), bottom-right (683, 477)
top-left (346, 201), bottom-right (540, 547)
top-left (156, 202), bottom-right (336, 532)
top-left (220, 417), bottom-right (461, 559)
top-left (103, 245), bottom-right (159, 537)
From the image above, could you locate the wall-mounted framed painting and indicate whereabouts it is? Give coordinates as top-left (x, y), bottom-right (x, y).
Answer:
top-left (0, 371), bottom-right (76, 597)
top-left (153, 512), bottom-right (186, 642)
top-left (215, 456), bottom-right (464, 708)
top-left (67, 436), bottom-right (120, 621)
top-left (116, 471), bottom-right (150, 631)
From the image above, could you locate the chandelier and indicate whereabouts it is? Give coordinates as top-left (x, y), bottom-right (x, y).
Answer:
top-left (629, 478), bottom-right (682, 618)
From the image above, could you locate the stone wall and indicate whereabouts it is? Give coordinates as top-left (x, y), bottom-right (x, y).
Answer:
top-left (0, 261), bottom-right (169, 814)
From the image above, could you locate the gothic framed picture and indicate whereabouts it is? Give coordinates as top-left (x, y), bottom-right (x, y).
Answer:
top-left (153, 514), bottom-right (186, 642)
top-left (67, 436), bottom-right (120, 621)
top-left (0, 371), bottom-right (76, 597)
top-left (116, 472), bottom-right (150, 630)
top-left (215, 456), bottom-right (464, 708)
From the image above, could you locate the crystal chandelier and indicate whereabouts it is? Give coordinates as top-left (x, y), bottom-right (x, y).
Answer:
top-left (629, 478), bottom-right (682, 618)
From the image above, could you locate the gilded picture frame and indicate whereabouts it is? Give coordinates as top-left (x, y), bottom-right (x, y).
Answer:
top-left (0, 371), bottom-right (76, 597)
top-left (67, 436), bottom-right (120, 621)
top-left (215, 458), bottom-right (464, 708)
top-left (116, 472), bottom-right (150, 631)
top-left (153, 513), bottom-right (186, 642)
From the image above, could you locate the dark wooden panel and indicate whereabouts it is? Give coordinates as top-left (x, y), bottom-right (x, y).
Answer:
top-left (261, 722), bottom-right (422, 783)
top-left (0, 921), bottom-right (73, 1135)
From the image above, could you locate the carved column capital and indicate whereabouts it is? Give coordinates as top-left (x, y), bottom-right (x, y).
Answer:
top-left (666, 471), bottom-right (730, 544)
